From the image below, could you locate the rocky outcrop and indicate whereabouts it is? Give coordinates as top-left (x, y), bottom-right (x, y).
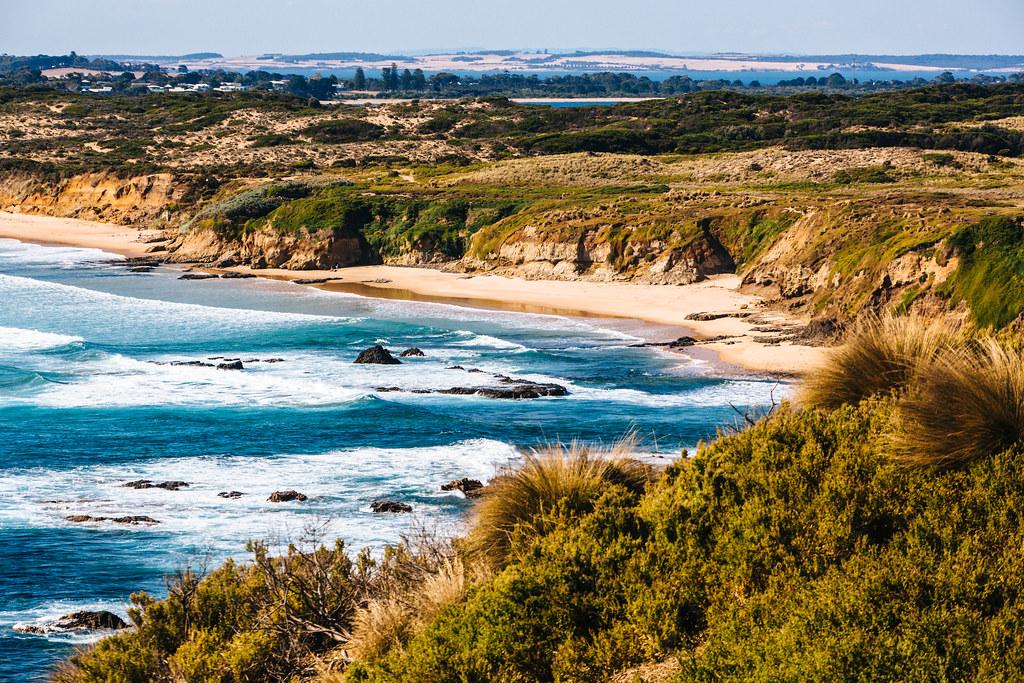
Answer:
top-left (65, 515), bottom-right (160, 524)
top-left (268, 490), bottom-right (307, 502)
top-left (166, 223), bottom-right (378, 270)
top-left (371, 500), bottom-right (413, 513)
top-left (399, 347), bottom-right (426, 357)
top-left (123, 480), bottom-right (189, 491)
top-left (441, 478), bottom-right (485, 498)
top-left (14, 610), bottom-right (128, 634)
top-left (355, 345), bottom-right (401, 365)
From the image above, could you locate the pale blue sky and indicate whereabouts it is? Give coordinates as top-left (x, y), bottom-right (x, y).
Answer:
top-left (2, 0), bottom-right (1022, 56)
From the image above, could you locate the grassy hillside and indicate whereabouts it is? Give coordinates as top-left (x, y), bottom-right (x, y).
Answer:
top-left (57, 318), bottom-right (1024, 682)
top-left (3, 82), bottom-right (1024, 323)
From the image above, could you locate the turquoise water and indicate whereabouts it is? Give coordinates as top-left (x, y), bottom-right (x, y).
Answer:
top-left (0, 239), bottom-right (781, 680)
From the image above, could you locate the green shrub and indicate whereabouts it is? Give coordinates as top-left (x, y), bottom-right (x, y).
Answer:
top-left (360, 399), bottom-right (1024, 681)
top-left (831, 165), bottom-right (896, 184)
top-left (303, 118), bottom-right (386, 144)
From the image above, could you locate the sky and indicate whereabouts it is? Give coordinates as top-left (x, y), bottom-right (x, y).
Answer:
top-left (2, 0), bottom-right (1022, 56)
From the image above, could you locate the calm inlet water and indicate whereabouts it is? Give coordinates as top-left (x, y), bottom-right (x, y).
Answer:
top-left (0, 238), bottom-right (781, 680)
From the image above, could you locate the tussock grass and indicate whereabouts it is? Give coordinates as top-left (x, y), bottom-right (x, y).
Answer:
top-left (347, 557), bottom-right (474, 663)
top-left (894, 338), bottom-right (1024, 468)
top-left (800, 312), bottom-right (964, 409)
top-left (468, 439), bottom-right (654, 567)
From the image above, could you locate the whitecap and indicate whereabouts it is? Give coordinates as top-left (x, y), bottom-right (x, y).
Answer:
top-left (0, 326), bottom-right (84, 352)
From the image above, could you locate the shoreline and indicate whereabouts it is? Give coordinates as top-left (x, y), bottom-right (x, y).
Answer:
top-left (0, 211), bottom-right (827, 375)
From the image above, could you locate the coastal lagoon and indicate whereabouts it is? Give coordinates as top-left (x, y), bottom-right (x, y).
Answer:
top-left (0, 239), bottom-right (780, 679)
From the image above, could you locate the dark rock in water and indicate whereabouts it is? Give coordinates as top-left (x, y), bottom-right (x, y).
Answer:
top-left (170, 360), bottom-right (215, 367)
top-left (446, 365), bottom-right (465, 371)
top-left (220, 271), bottom-right (256, 279)
top-left (439, 382), bottom-right (568, 400)
top-left (264, 358), bottom-right (285, 363)
top-left (218, 491), bottom-right (245, 499)
top-left (123, 480), bottom-right (189, 491)
top-left (65, 514), bottom-right (160, 524)
top-left (371, 499), bottom-right (412, 513)
top-left (14, 610), bottom-right (128, 634)
top-left (355, 345), bottom-right (401, 365)
top-left (179, 273), bottom-right (218, 281)
top-left (217, 360), bottom-right (244, 370)
top-left (399, 347), bottom-right (426, 357)
top-left (129, 266), bottom-right (155, 273)
top-left (441, 478), bottom-right (485, 497)
top-left (268, 490), bottom-right (307, 503)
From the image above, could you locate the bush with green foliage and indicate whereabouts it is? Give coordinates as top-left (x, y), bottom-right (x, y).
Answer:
top-left (303, 119), bottom-right (386, 144)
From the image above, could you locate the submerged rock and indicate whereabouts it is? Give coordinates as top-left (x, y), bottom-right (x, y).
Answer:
top-left (220, 271), bottom-right (256, 279)
top-left (178, 272), bottom-right (219, 280)
top-left (65, 515), bottom-right (160, 525)
top-left (441, 478), bottom-right (485, 498)
top-left (14, 610), bottom-right (128, 634)
top-left (399, 347), bottom-right (426, 357)
top-left (370, 500), bottom-right (413, 513)
top-left (268, 490), bottom-right (307, 503)
top-left (123, 480), bottom-right (189, 491)
top-left (218, 491), bottom-right (245, 499)
top-left (217, 360), bottom-right (244, 370)
top-left (354, 345), bottom-right (402, 365)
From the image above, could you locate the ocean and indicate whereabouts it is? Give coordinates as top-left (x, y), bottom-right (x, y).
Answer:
top-left (0, 238), bottom-right (782, 680)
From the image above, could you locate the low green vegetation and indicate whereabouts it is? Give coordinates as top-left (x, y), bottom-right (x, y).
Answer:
top-left (940, 215), bottom-right (1024, 328)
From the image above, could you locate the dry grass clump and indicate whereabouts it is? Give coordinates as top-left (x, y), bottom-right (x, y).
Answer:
top-left (893, 338), bottom-right (1024, 468)
top-left (346, 556), bottom-right (478, 664)
top-left (800, 312), bottom-right (963, 409)
top-left (468, 439), bottom-right (655, 567)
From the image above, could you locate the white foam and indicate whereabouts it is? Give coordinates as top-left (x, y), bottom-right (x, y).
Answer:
top-left (0, 326), bottom-right (83, 352)
top-left (0, 238), bottom-right (123, 267)
top-left (0, 439), bottom-right (520, 554)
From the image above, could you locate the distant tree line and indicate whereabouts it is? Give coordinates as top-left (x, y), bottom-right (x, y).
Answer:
top-left (1, 53), bottom-right (1022, 100)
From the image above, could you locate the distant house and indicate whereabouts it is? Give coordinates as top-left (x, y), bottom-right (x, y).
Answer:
top-left (214, 83), bottom-right (245, 92)
top-left (146, 85), bottom-right (168, 93)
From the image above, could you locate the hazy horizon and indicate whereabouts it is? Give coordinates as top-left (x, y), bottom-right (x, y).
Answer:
top-left (3, 0), bottom-right (1022, 57)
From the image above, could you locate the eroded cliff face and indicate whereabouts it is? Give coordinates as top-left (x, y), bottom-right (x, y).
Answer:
top-left (739, 206), bottom-right (963, 319)
top-left (166, 224), bottom-right (378, 270)
top-left (0, 172), bottom-right (188, 225)
top-left (462, 223), bottom-right (734, 284)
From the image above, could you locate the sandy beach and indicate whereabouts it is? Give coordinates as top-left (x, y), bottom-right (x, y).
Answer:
top-left (0, 212), bottom-right (827, 375)
top-left (0, 212), bottom-right (162, 258)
